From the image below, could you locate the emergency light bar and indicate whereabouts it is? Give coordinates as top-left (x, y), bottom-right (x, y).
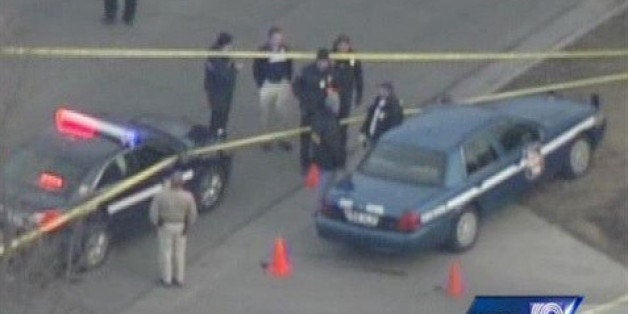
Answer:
top-left (55, 108), bottom-right (140, 147)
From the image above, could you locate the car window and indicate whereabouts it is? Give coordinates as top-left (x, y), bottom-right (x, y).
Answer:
top-left (358, 142), bottom-right (446, 186)
top-left (463, 136), bottom-right (498, 175)
top-left (492, 121), bottom-right (540, 153)
top-left (132, 146), bottom-right (169, 170)
top-left (97, 156), bottom-right (125, 188)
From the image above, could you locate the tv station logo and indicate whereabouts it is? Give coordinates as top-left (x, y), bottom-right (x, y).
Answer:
top-left (467, 296), bottom-right (583, 314)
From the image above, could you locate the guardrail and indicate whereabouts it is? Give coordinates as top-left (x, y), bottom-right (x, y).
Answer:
top-left (1, 71), bottom-right (627, 258)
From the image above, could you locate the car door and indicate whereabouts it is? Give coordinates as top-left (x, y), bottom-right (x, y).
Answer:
top-left (461, 133), bottom-right (504, 211)
top-left (490, 120), bottom-right (543, 195)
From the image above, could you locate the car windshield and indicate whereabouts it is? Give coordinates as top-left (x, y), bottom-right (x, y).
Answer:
top-left (3, 145), bottom-right (91, 198)
top-left (358, 142), bottom-right (446, 186)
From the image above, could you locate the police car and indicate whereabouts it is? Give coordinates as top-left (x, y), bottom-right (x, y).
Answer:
top-left (315, 94), bottom-right (606, 252)
top-left (2, 108), bottom-right (232, 269)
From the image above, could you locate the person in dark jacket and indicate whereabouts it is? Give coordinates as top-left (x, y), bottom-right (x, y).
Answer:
top-left (204, 32), bottom-right (239, 140)
top-left (360, 81), bottom-right (404, 146)
top-left (252, 26), bottom-right (294, 151)
top-left (293, 48), bottom-right (339, 174)
top-left (103, 0), bottom-right (137, 25)
top-left (332, 34), bottom-right (364, 159)
top-left (310, 99), bottom-right (345, 200)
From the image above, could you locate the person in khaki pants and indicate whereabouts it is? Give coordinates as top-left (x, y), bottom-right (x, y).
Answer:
top-left (149, 172), bottom-right (198, 287)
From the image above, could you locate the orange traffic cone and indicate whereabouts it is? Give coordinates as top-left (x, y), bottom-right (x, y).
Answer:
top-left (267, 237), bottom-right (293, 278)
top-left (447, 259), bottom-right (465, 299)
top-left (304, 163), bottom-right (320, 190)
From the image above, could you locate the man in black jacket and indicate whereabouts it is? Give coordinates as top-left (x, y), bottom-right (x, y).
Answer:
top-left (332, 34), bottom-right (364, 159)
top-left (360, 82), bottom-right (404, 146)
top-left (204, 32), bottom-right (239, 140)
top-left (252, 26), bottom-right (294, 151)
top-left (293, 49), bottom-right (338, 174)
top-left (310, 100), bottom-right (345, 201)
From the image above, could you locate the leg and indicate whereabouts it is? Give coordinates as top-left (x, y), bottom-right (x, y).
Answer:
top-left (103, 0), bottom-right (117, 21)
top-left (259, 84), bottom-right (277, 133)
top-left (123, 0), bottom-right (137, 23)
top-left (158, 227), bottom-right (173, 284)
top-left (275, 82), bottom-right (295, 150)
top-left (215, 105), bottom-right (230, 139)
top-left (173, 229), bottom-right (187, 285)
top-left (337, 92), bottom-right (352, 167)
top-left (318, 170), bottom-right (337, 201)
top-left (299, 113), bottom-right (312, 173)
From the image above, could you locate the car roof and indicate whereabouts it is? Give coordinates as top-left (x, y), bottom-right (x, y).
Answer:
top-left (383, 104), bottom-right (499, 151)
top-left (32, 128), bottom-right (123, 169)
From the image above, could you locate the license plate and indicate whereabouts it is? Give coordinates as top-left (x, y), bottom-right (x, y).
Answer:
top-left (344, 208), bottom-right (379, 227)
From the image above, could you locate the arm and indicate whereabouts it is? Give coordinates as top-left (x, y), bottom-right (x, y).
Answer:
top-left (149, 195), bottom-right (160, 227)
top-left (360, 101), bottom-right (375, 134)
top-left (252, 58), bottom-right (265, 88)
top-left (354, 61), bottom-right (364, 106)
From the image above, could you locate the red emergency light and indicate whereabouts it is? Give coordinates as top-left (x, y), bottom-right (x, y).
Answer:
top-left (55, 108), bottom-right (98, 139)
top-left (54, 107), bottom-right (140, 147)
top-left (38, 172), bottom-right (64, 191)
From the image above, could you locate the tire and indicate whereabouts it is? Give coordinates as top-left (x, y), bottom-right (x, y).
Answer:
top-left (562, 136), bottom-right (592, 179)
top-left (194, 165), bottom-right (227, 212)
top-left (447, 206), bottom-right (479, 252)
top-left (79, 222), bottom-right (110, 270)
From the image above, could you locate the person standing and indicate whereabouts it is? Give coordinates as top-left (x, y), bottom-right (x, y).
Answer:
top-left (293, 49), bottom-right (339, 175)
top-left (204, 32), bottom-right (239, 140)
top-left (360, 81), bottom-right (404, 146)
top-left (252, 26), bottom-right (294, 151)
top-left (102, 0), bottom-right (137, 25)
top-left (332, 34), bottom-right (364, 161)
top-left (149, 172), bottom-right (198, 287)
top-left (310, 99), bottom-right (345, 201)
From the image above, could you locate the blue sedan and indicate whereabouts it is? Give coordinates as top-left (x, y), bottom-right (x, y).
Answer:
top-left (315, 94), bottom-right (606, 252)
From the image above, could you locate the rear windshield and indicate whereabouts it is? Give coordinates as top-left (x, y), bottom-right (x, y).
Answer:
top-left (3, 146), bottom-right (91, 198)
top-left (358, 142), bottom-right (446, 186)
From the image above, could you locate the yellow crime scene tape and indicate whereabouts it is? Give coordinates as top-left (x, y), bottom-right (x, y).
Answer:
top-left (1, 46), bottom-right (628, 61)
top-left (0, 71), bottom-right (627, 258)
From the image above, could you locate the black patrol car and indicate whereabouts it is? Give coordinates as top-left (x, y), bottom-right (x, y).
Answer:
top-left (1, 108), bottom-right (231, 269)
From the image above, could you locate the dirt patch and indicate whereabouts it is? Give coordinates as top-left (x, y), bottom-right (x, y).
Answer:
top-left (501, 11), bottom-right (627, 265)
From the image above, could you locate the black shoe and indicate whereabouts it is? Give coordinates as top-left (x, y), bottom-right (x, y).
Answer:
top-left (277, 140), bottom-right (293, 151)
top-left (173, 280), bottom-right (184, 288)
top-left (157, 279), bottom-right (171, 287)
top-left (101, 16), bottom-right (115, 25)
top-left (261, 143), bottom-right (273, 152)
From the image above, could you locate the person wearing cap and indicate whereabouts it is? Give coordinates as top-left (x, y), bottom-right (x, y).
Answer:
top-left (204, 32), bottom-right (240, 140)
top-left (149, 172), bottom-right (198, 287)
top-left (102, 0), bottom-right (137, 25)
top-left (360, 82), bottom-right (404, 147)
top-left (332, 34), bottom-right (364, 160)
top-left (292, 48), bottom-right (340, 174)
top-left (252, 26), bottom-right (294, 152)
top-left (310, 97), bottom-right (345, 201)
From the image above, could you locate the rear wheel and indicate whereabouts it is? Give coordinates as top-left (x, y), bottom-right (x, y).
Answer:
top-left (562, 136), bottom-right (592, 179)
top-left (447, 206), bottom-right (479, 252)
top-left (195, 165), bottom-right (227, 212)
top-left (79, 222), bottom-right (110, 270)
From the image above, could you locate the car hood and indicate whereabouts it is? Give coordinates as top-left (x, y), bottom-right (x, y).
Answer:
top-left (328, 173), bottom-right (443, 218)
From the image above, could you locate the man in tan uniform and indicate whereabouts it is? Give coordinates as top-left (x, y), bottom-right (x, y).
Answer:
top-left (149, 172), bottom-right (198, 287)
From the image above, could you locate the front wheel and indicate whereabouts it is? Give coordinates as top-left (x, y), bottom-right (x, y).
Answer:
top-left (79, 222), bottom-right (110, 270)
top-left (447, 206), bottom-right (479, 252)
top-left (194, 165), bottom-right (227, 212)
top-left (562, 136), bottom-right (592, 179)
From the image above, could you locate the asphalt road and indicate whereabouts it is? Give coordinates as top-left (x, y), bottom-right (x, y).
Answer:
top-left (0, 0), bottom-right (626, 313)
